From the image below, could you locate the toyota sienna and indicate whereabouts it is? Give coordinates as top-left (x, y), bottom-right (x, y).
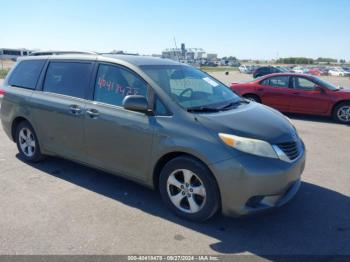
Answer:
top-left (0, 54), bottom-right (306, 221)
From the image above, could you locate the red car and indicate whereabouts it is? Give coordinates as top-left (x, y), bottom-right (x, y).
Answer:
top-left (308, 68), bottom-right (328, 76)
top-left (230, 73), bottom-right (350, 123)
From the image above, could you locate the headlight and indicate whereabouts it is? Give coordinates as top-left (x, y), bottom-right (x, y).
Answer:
top-left (219, 133), bottom-right (278, 159)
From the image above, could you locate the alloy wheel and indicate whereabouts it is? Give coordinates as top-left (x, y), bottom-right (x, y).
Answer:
top-left (337, 105), bottom-right (350, 122)
top-left (166, 169), bottom-right (207, 214)
top-left (18, 127), bottom-right (36, 157)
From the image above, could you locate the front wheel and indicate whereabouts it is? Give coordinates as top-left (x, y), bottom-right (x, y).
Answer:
top-left (243, 94), bottom-right (261, 103)
top-left (159, 156), bottom-right (220, 222)
top-left (15, 121), bottom-right (45, 162)
top-left (333, 102), bottom-right (350, 124)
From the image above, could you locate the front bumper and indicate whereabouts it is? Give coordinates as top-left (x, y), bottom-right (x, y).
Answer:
top-left (210, 148), bottom-right (305, 217)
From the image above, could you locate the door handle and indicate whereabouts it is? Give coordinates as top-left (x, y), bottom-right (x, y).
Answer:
top-left (293, 92), bottom-right (300, 95)
top-left (86, 109), bottom-right (100, 118)
top-left (69, 105), bottom-right (81, 115)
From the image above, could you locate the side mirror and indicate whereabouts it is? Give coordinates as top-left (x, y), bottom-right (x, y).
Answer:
top-left (122, 95), bottom-right (150, 114)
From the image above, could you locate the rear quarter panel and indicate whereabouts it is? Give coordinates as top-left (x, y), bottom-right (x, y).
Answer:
top-left (0, 86), bottom-right (36, 142)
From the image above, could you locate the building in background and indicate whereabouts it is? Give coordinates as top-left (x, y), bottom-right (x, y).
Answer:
top-left (0, 48), bottom-right (33, 60)
top-left (162, 43), bottom-right (218, 66)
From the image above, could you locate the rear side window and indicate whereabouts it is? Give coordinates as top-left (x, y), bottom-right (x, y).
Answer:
top-left (94, 64), bottom-right (148, 107)
top-left (265, 76), bottom-right (290, 88)
top-left (43, 62), bottom-right (93, 98)
top-left (9, 60), bottom-right (45, 89)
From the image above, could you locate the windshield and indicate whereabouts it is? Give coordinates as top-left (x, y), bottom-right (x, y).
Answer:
top-left (141, 64), bottom-right (241, 110)
top-left (310, 76), bottom-right (340, 91)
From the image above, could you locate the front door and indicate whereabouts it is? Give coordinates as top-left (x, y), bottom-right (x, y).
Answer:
top-left (258, 75), bottom-right (294, 112)
top-left (84, 63), bottom-right (154, 180)
top-left (289, 76), bottom-right (332, 114)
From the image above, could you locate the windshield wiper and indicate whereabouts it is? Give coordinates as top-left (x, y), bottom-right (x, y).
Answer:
top-left (217, 99), bottom-right (249, 111)
top-left (187, 106), bottom-right (221, 113)
top-left (187, 99), bottom-right (248, 113)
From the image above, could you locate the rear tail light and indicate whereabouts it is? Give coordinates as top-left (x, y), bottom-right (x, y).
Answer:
top-left (0, 89), bottom-right (5, 97)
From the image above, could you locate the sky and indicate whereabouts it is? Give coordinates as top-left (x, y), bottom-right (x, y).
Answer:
top-left (1, 0), bottom-right (350, 60)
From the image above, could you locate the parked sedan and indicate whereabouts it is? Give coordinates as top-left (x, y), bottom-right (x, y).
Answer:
top-left (308, 67), bottom-right (328, 76)
top-left (253, 66), bottom-right (287, 78)
top-left (231, 73), bottom-right (350, 123)
top-left (238, 65), bottom-right (253, 74)
top-left (342, 67), bottom-right (350, 74)
top-left (292, 66), bottom-right (308, 74)
top-left (328, 67), bottom-right (350, 77)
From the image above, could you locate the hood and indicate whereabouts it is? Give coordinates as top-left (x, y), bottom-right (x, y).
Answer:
top-left (336, 88), bottom-right (350, 93)
top-left (332, 88), bottom-right (350, 97)
top-left (196, 102), bottom-right (297, 144)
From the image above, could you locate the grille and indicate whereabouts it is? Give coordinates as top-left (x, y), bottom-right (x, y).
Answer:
top-left (277, 141), bottom-right (300, 161)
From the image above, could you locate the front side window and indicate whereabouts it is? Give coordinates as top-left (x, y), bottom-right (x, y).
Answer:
top-left (310, 76), bottom-right (339, 91)
top-left (9, 60), bottom-right (46, 89)
top-left (141, 65), bottom-right (240, 110)
top-left (292, 77), bottom-right (317, 90)
top-left (267, 76), bottom-right (290, 88)
top-left (43, 62), bottom-right (93, 98)
top-left (94, 64), bottom-right (148, 107)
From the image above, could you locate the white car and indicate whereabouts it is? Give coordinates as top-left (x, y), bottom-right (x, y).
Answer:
top-left (328, 67), bottom-right (350, 77)
top-left (238, 65), bottom-right (253, 74)
top-left (292, 66), bottom-right (308, 74)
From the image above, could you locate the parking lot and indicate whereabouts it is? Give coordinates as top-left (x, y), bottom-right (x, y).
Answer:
top-left (210, 70), bottom-right (350, 89)
top-left (0, 73), bottom-right (349, 257)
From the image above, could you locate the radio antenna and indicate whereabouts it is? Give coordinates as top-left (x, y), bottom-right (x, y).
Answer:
top-left (173, 37), bottom-right (180, 62)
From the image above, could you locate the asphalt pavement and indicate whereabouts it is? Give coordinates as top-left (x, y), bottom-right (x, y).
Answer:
top-left (0, 75), bottom-right (349, 256)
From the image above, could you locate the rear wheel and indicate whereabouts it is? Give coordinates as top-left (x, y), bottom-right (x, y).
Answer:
top-left (333, 102), bottom-right (350, 124)
top-left (159, 156), bottom-right (220, 222)
top-left (15, 121), bottom-right (44, 162)
top-left (243, 94), bottom-right (261, 103)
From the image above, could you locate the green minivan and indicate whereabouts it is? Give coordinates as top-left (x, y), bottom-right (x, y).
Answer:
top-left (0, 54), bottom-right (305, 221)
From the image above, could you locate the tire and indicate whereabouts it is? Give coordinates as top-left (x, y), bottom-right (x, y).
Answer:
top-left (159, 156), bottom-right (220, 222)
top-left (332, 102), bottom-right (350, 124)
top-left (15, 121), bottom-right (45, 163)
top-left (243, 94), bottom-right (261, 103)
